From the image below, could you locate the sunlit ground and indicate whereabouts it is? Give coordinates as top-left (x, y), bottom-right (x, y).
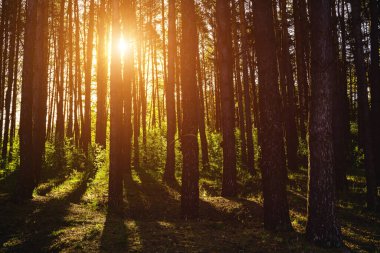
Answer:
top-left (0, 131), bottom-right (379, 252)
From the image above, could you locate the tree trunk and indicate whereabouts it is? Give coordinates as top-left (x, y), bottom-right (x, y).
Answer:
top-left (253, 0), bottom-right (291, 231)
top-left (55, 0), bottom-right (65, 144)
top-left (306, 0), bottom-right (343, 246)
top-left (280, 0), bottom-right (299, 172)
top-left (293, 0), bottom-right (309, 141)
top-left (164, 0), bottom-right (177, 183)
top-left (83, 0), bottom-right (95, 152)
top-left (180, 0), bottom-right (199, 219)
top-left (196, 34), bottom-right (210, 170)
top-left (350, 0), bottom-right (377, 209)
top-left (333, 0), bottom-right (350, 191)
top-left (18, 0), bottom-right (37, 199)
top-left (32, 0), bottom-right (49, 187)
top-left (216, 0), bottom-right (237, 197)
top-left (239, 0), bottom-right (255, 175)
top-left (231, 0), bottom-right (247, 167)
top-left (96, 0), bottom-right (108, 147)
top-left (1, 0), bottom-right (17, 166)
top-left (121, 0), bottom-right (134, 179)
top-left (109, 0), bottom-right (124, 212)
top-left (369, 0), bottom-right (380, 185)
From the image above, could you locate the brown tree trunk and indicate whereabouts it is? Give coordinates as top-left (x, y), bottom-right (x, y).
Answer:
top-left (109, 0), bottom-right (124, 212)
top-left (83, 0), bottom-right (95, 152)
top-left (9, 1), bottom-right (21, 161)
top-left (216, 0), bottom-right (237, 197)
top-left (121, 0), bottom-right (134, 179)
top-left (196, 34), bottom-right (209, 170)
top-left (333, 0), bottom-right (350, 191)
top-left (164, 0), bottom-right (177, 182)
top-left (369, 0), bottom-right (380, 185)
top-left (231, 0), bottom-right (247, 167)
top-left (239, 0), bottom-right (255, 175)
top-left (32, 0), bottom-right (49, 186)
top-left (66, 0), bottom-right (74, 140)
top-left (1, 0), bottom-right (17, 166)
top-left (180, 0), bottom-right (199, 219)
top-left (18, 0), bottom-right (37, 199)
top-left (96, 0), bottom-right (108, 147)
top-left (306, 0), bottom-right (343, 246)
top-left (253, 0), bottom-right (291, 231)
top-left (293, 0), bottom-right (309, 141)
top-left (350, 0), bottom-right (378, 209)
top-left (279, 0), bottom-right (299, 172)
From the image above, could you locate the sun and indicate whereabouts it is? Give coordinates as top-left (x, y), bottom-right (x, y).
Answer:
top-left (118, 36), bottom-right (134, 56)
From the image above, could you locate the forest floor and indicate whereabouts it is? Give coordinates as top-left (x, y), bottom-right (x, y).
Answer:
top-left (0, 160), bottom-right (379, 253)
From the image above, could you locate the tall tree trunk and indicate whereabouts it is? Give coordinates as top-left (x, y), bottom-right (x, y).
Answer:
top-left (369, 0), bottom-right (380, 185)
top-left (164, 0), bottom-right (177, 183)
top-left (280, 0), bottom-right (299, 172)
top-left (239, 0), bottom-right (255, 175)
top-left (1, 0), bottom-right (17, 166)
top-left (96, 0), bottom-right (108, 147)
top-left (83, 0), bottom-right (95, 152)
top-left (306, 0), bottom-right (343, 246)
top-left (196, 34), bottom-right (209, 170)
top-left (121, 0), bottom-right (134, 179)
top-left (293, 0), bottom-right (309, 141)
top-left (74, 0), bottom-right (82, 147)
top-left (231, 0), bottom-right (247, 167)
top-left (350, 0), bottom-right (378, 209)
top-left (333, 0), bottom-right (350, 191)
top-left (55, 0), bottom-right (65, 144)
top-left (18, 0), bottom-right (37, 199)
top-left (67, 0), bottom-right (74, 140)
top-left (109, 0), bottom-right (124, 212)
top-left (253, 0), bottom-right (291, 231)
top-left (9, 1), bottom-right (21, 161)
top-left (32, 0), bottom-right (49, 187)
top-left (217, 0), bottom-right (237, 197)
top-left (180, 0), bottom-right (199, 219)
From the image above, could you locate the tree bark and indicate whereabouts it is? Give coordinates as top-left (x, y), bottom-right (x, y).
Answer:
top-left (216, 0), bottom-right (237, 197)
top-left (96, 0), bottom-right (108, 148)
top-left (306, 0), bottom-right (343, 246)
top-left (18, 0), bottom-right (37, 199)
top-left (350, 0), bottom-right (377, 209)
top-left (279, 0), bottom-right (299, 172)
top-left (369, 0), bottom-right (380, 185)
top-left (253, 0), bottom-right (291, 231)
top-left (109, 0), bottom-right (124, 212)
top-left (180, 0), bottom-right (199, 219)
top-left (83, 0), bottom-right (95, 152)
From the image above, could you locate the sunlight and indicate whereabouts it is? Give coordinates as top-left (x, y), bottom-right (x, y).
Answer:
top-left (118, 36), bottom-right (134, 57)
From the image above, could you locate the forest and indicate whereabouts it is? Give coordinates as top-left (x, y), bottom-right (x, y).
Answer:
top-left (0, 0), bottom-right (379, 252)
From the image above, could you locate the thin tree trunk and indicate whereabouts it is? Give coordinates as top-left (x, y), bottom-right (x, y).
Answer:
top-left (369, 0), bottom-right (380, 185)
top-left (350, 0), bottom-right (377, 209)
top-left (279, 0), bottom-right (299, 172)
top-left (164, 0), bottom-right (177, 183)
top-left (239, 0), bottom-right (255, 175)
top-left (96, 0), bottom-right (108, 147)
top-left (83, 0), bottom-right (95, 152)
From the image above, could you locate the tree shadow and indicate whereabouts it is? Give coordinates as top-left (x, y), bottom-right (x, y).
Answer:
top-left (99, 212), bottom-right (128, 253)
top-left (121, 168), bottom-right (270, 251)
top-left (0, 167), bottom-right (97, 253)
